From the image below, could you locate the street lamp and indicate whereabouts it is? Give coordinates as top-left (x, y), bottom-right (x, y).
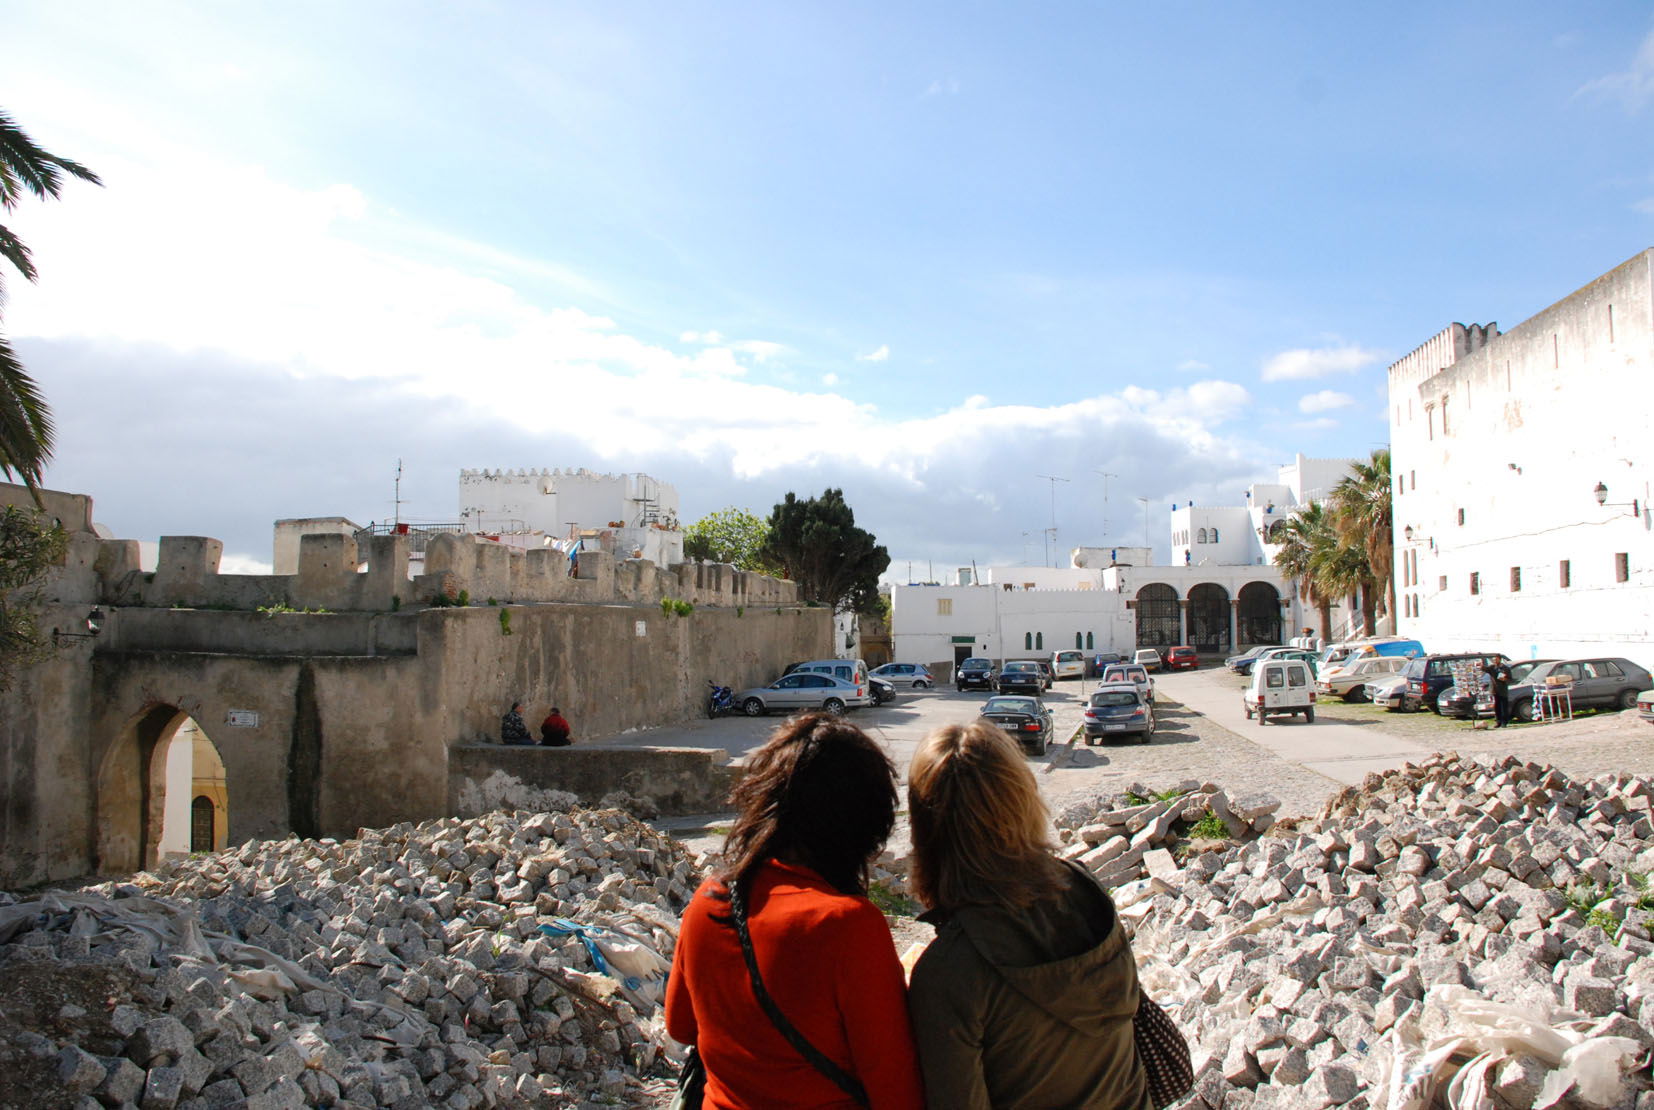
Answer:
top-left (1593, 482), bottom-right (1642, 518)
top-left (53, 607), bottom-right (105, 645)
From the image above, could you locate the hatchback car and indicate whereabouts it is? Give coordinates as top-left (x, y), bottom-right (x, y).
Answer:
top-left (1236, 648), bottom-right (1319, 678)
top-left (1367, 673), bottom-right (1409, 710)
top-left (1134, 648), bottom-right (1164, 672)
top-left (1225, 645), bottom-right (1281, 673)
top-left (868, 676), bottom-right (896, 706)
top-left (979, 695), bottom-right (1055, 755)
top-left (1638, 690), bottom-right (1654, 724)
top-left (955, 658), bottom-right (996, 691)
top-left (1401, 653), bottom-right (1502, 713)
top-left (870, 662), bottom-right (934, 689)
top-left (1315, 655), bottom-right (1409, 702)
top-left (1508, 657), bottom-right (1654, 720)
top-left (1050, 650), bottom-right (1087, 680)
top-left (734, 672), bottom-right (868, 716)
top-left (1082, 684), bottom-right (1155, 744)
top-left (1089, 652), bottom-right (1125, 676)
top-left (1163, 646), bottom-right (1199, 671)
top-left (997, 660), bottom-right (1047, 696)
top-left (1101, 663), bottom-right (1154, 703)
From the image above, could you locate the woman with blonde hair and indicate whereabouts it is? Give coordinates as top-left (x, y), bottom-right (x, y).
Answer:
top-left (665, 712), bottom-right (925, 1109)
top-left (906, 720), bottom-right (1151, 1109)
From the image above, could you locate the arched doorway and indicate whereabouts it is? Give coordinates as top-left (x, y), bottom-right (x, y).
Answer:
top-left (98, 707), bottom-right (229, 872)
top-left (1134, 583), bottom-right (1180, 649)
top-left (1187, 583), bottom-right (1231, 654)
top-left (1237, 581), bottom-right (1283, 647)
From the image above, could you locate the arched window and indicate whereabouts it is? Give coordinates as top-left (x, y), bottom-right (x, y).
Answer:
top-left (1075, 632), bottom-right (1083, 649)
top-left (190, 796), bottom-right (215, 853)
top-left (1086, 631), bottom-right (1094, 649)
top-left (1036, 631), bottom-right (1044, 650)
top-left (1024, 632), bottom-right (1032, 650)
top-left (1211, 528), bottom-right (1220, 543)
top-left (1197, 528), bottom-right (1208, 544)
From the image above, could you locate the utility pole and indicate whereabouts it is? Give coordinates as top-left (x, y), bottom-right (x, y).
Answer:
top-left (1037, 475), bottom-right (1070, 567)
top-left (1138, 497), bottom-right (1150, 550)
top-left (1095, 470), bottom-right (1118, 541)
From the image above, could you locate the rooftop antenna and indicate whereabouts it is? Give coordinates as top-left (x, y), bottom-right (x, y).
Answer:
top-left (1137, 496), bottom-right (1150, 549)
top-left (1095, 470), bottom-right (1118, 542)
top-left (1036, 474), bottom-right (1070, 567)
top-left (393, 458), bottom-right (404, 528)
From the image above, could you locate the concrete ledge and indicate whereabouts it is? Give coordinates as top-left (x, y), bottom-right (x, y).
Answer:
top-left (449, 743), bottom-right (737, 817)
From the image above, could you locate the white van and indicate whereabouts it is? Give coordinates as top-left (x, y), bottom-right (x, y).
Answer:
top-left (1243, 658), bottom-right (1317, 724)
top-left (1050, 650), bottom-right (1087, 680)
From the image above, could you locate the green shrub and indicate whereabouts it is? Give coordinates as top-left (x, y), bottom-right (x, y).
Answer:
top-left (499, 608), bottom-right (512, 636)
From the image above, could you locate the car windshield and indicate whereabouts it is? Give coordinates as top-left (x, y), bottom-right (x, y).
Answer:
top-left (1090, 692), bottom-right (1138, 707)
top-left (985, 698), bottom-right (1037, 715)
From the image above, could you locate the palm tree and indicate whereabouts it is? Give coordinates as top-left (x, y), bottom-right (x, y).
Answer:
top-left (0, 109), bottom-right (101, 500)
top-left (1272, 501), bottom-right (1335, 641)
top-left (1311, 529), bottom-right (1377, 637)
top-left (1330, 449), bottom-right (1394, 631)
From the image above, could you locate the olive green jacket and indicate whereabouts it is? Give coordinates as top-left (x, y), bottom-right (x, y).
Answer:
top-left (908, 860), bottom-right (1153, 1110)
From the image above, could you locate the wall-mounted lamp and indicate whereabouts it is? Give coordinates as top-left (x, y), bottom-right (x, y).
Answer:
top-left (53, 607), bottom-right (105, 645)
top-left (1593, 481), bottom-right (1641, 518)
top-left (1508, 463), bottom-right (1522, 474)
top-left (1403, 525), bottom-right (1414, 542)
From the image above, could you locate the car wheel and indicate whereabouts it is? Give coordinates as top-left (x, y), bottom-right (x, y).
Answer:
top-left (823, 697), bottom-right (846, 716)
top-left (1514, 698), bottom-right (1535, 722)
top-left (1340, 689), bottom-right (1359, 703)
top-left (742, 698), bottom-right (765, 717)
top-left (1618, 688), bottom-right (1638, 710)
top-left (915, 680), bottom-right (930, 690)
top-left (1428, 699), bottom-right (1441, 715)
top-left (1085, 735), bottom-right (1098, 746)
top-left (1032, 737), bottom-right (1047, 756)
top-left (1305, 707), bottom-right (1315, 723)
top-left (1258, 710), bottom-right (1268, 725)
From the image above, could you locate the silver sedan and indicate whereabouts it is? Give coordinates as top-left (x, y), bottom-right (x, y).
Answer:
top-left (734, 672), bottom-right (869, 716)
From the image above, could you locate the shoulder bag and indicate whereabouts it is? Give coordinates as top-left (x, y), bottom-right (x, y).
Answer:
top-left (669, 1045), bottom-right (706, 1110)
top-left (729, 881), bottom-right (871, 1107)
top-left (1134, 991), bottom-right (1193, 1108)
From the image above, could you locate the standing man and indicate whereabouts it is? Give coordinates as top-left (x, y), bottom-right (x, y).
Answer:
top-left (1483, 655), bottom-right (1514, 728)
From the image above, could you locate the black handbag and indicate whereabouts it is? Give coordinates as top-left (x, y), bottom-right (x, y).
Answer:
top-left (730, 881), bottom-right (870, 1107)
top-left (1134, 992), bottom-right (1193, 1108)
top-left (669, 1045), bottom-right (706, 1110)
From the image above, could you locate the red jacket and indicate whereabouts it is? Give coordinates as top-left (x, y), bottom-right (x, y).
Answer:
top-left (665, 859), bottom-right (925, 1109)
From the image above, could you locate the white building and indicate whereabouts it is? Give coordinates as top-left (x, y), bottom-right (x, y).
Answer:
top-left (888, 460), bottom-right (1361, 674)
top-left (1389, 249), bottom-right (1654, 664)
top-left (458, 468), bottom-right (684, 567)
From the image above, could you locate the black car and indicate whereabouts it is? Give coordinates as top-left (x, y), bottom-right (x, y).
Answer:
top-left (956, 657), bottom-right (996, 691)
top-left (996, 661), bottom-right (1046, 695)
top-left (869, 675), bottom-right (896, 706)
top-left (1439, 659), bottom-right (1554, 719)
top-left (979, 695), bottom-right (1054, 755)
top-left (1401, 652), bottom-right (1502, 713)
top-left (1509, 657), bottom-right (1654, 720)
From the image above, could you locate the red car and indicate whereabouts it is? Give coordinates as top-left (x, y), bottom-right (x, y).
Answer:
top-left (1164, 645), bottom-right (1199, 671)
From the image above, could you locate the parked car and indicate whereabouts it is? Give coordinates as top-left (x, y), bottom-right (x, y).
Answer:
top-left (1089, 652), bottom-right (1125, 676)
top-left (1050, 649), bottom-right (1087, 680)
top-left (1236, 648), bottom-right (1319, 678)
top-left (1316, 637), bottom-right (1426, 673)
top-left (979, 695), bottom-right (1054, 756)
top-left (868, 675), bottom-right (896, 706)
top-left (1225, 645), bottom-right (1281, 673)
top-left (955, 657), bottom-right (996, 691)
top-left (1438, 659), bottom-right (1555, 719)
top-left (1082, 683), bottom-right (1156, 744)
top-left (1367, 673), bottom-right (1410, 710)
top-left (1162, 645), bottom-right (1199, 671)
top-left (1133, 648), bottom-right (1164, 672)
top-left (1508, 657), bottom-right (1654, 720)
top-left (1031, 659), bottom-right (1056, 689)
top-left (1401, 653), bottom-right (1502, 713)
top-left (997, 660), bottom-right (1047, 696)
top-left (734, 672), bottom-right (869, 716)
top-left (1315, 655), bottom-right (1409, 702)
top-left (1638, 690), bottom-right (1654, 724)
top-left (870, 662), bottom-right (934, 689)
top-left (1243, 657), bottom-right (1317, 724)
top-left (1101, 663), bottom-right (1154, 703)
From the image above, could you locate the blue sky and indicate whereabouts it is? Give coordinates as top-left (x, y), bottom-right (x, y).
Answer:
top-left (6, 2), bottom-right (1654, 576)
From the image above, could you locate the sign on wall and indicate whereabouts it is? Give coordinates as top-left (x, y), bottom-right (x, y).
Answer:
top-left (226, 709), bottom-right (260, 728)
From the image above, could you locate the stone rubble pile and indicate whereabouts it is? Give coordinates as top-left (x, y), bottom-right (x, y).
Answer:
top-left (1054, 782), bottom-right (1284, 889)
top-left (0, 802), bottom-right (701, 1110)
top-left (1119, 753), bottom-right (1654, 1109)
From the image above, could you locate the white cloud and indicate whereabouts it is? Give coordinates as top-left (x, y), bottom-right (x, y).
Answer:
top-left (1260, 344), bottom-right (1384, 382)
top-left (856, 345), bottom-right (890, 362)
top-left (822, 372), bottom-right (840, 386)
top-left (923, 79), bottom-right (961, 97)
top-left (1177, 359), bottom-right (1211, 373)
top-left (1578, 30), bottom-right (1654, 111)
top-left (1298, 389), bottom-right (1354, 414)
top-left (680, 330), bottom-right (724, 345)
top-left (731, 339), bottom-right (785, 362)
top-left (1634, 197), bottom-right (1654, 214)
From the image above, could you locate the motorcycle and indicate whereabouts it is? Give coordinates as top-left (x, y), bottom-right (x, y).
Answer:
top-left (706, 680), bottom-right (735, 718)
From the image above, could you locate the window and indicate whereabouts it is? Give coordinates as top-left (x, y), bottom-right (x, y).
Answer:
top-left (1410, 471), bottom-right (1416, 491)
top-left (1411, 592), bottom-right (1419, 616)
top-left (1025, 632), bottom-right (1033, 650)
top-left (1197, 528), bottom-right (1208, 544)
top-left (1439, 575), bottom-right (1447, 591)
top-left (1086, 631), bottom-right (1094, 649)
top-left (1075, 632), bottom-right (1083, 650)
top-left (1457, 508), bottom-right (1466, 526)
top-left (1426, 404), bottom-right (1436, 441)
top-left (1616, 553), bottom-right (1630, 583)
top-left (1470, 572), bottom-right (1480, 595)
top-left (1559, 560), bottom-right (1571, 588)
top-left (1211, 528), bottom-right (1220, 543)
top-left (1266, 668), bottom-right (1284, 689)
top-left (1036, 631), bottom-right (1043, 650)
top-left (1441, 397), bottom-right (1451, 435)
top-left (1510, 567), bottom-right (1521, 592)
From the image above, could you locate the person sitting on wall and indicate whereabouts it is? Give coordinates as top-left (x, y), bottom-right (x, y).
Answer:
top-left (540, 707), bottom-right (573, 747)
top-left (501, 701), bottom-right (535, 745)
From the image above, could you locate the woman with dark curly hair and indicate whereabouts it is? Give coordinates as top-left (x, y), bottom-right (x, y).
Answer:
top-left (665, 712), bottom-right (924, 1109)
top-left (905, 720), bottom-right (1151, 1109)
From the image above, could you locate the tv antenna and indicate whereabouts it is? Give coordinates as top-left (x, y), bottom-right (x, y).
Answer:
top-left (393, 459), bottom-right (404, 527)
top-left (1036, 475), bottom-right (1070, 566)
top-left (1095, 470), bottom-right (1118, 541)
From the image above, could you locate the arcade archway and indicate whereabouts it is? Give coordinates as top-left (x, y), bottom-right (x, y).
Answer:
top-left (1134, 583), bottom-right (1180, 649)
top-left (97, 707), bottom-right (229, 872)
top-left (1187, 583), bottom-right (1231, 654)
top-left (1237, 581), bottom-right (1283, 647)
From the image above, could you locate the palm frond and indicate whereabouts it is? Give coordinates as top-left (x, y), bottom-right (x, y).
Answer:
top-left (0, 331), bottom-right (53, 496)
top-left (0, 111), bottom-right (102, 210)
top-left (0, 221), bottom-right (37, 283)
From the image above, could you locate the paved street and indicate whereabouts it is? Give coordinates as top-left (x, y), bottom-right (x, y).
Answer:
top-left (601, 664), bottom-right (1654, 846)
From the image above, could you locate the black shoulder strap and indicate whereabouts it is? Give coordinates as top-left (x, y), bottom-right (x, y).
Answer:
top-left (729, 881), bottom-right (870, 1107)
